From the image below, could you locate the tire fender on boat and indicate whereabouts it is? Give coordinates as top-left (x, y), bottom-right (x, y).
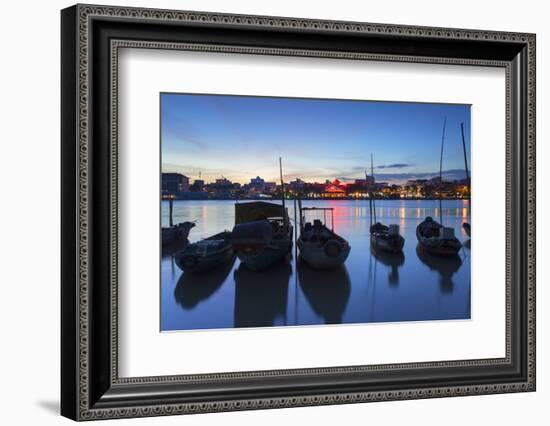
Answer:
top-left (324, 239), bottom-right (342, 258)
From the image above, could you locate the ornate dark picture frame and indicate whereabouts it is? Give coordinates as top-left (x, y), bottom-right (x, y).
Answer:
top-left (61, 4), bottom-right (536, 421)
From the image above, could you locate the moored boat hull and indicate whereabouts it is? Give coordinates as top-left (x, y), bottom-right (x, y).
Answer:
top-left (298, 238), bottom-right (350, 269)
top-left (176, 248), bottom-right (234, 273)
top-left (370, 234), bottom-right (405, 254)
top-left (416, 240), bottom-right (461, 256)
top-left (236, 239), bottom-right (292, 271)
top-left (232, 200), bottom-right (293, 271)
top-left (416, 217), bottom-right (462, 257)
top-left (416, 228), bottom-right (461, 256)
top-left (174, 231), bottom-right (234, 273)
top-left (369, 223), bottom-right (405, 254)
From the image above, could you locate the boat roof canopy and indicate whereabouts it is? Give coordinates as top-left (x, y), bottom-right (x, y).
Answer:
top-left (235, 201), bottom-right (287, 224)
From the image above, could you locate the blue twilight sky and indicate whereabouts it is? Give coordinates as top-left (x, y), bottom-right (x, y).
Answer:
top-left (161, 93), bottom-right (471, 185)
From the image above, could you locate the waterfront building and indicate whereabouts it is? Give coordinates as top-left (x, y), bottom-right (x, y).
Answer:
top-left (264, 182), bottom-right (277, 193)
top-left (208, 177), bottom-right (238, 199)
top-left (354, 176), bottom-right (375, 187)
top-left (249, 176), bottom-right (266, 192)
top-left (161, 170), bottom-right (469, 201)
top-left (214, 177), bottom-right (232, 186)
top-left (302, 182), bottom-right (325, 198)
top-left (162, 173), bottom-right (189, 194)
top-left (430, 176), bottom-right (442, 185)
top-left (286, 178), bottom-right (308, 195)
top-left (191, 179), bottom-right (205, 191)
top-left (321, 179), bottom-right (347, 198)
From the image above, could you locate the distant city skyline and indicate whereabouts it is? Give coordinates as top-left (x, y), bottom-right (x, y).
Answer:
top-left (161, 93), bottom-right (471, 185)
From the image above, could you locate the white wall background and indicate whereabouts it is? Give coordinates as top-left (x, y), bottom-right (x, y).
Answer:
top-left (0, 0), bottom-right (546, 424)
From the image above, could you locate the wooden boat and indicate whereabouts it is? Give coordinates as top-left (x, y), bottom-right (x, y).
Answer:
top-left (367, 154), bottom-right (405, 253)
top-left (416, 117), bottom-right (461, 256)
top-left (162, 197), bottom-right (195, 246)
top-left (231, 159), bottom-right (293, 271)
top-left (162, 222), bottom-right (195, 246)
top-left (174, 231), bottom-right (234, 273)
top-left (232, 203), bottom-right (293, 271)
top-left (297, 204), bottom-right (350, 269)
top-left (416, 216), bottom-right (462, 256)
top-left (370, 223), bottom-right (405, 254)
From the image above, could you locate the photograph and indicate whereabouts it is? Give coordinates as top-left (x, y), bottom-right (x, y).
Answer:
top-left (57, 3), bottom-right (536, 420)
top-left (160, 93), bottom-right (472, 332)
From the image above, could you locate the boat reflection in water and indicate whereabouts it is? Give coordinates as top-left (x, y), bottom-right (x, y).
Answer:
top-left (233, 262), bottom-right (291, 328)
top-left (416, 245), bottom-right (462, 292)
top-left (298, 260), bottom-right (351, 324)
top-left (174, 256), bottom-right (236, 309)
top-left (370, 246), bottom-right (405, 286)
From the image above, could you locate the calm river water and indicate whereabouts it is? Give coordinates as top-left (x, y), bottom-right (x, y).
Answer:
top-left (161, 199), bottom-right (471, 331)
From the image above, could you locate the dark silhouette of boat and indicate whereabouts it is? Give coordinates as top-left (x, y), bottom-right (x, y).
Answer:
top-left (368, 154), bottom-right (405, 253)
top-left (297, 202), bottom-right (350, 269)
top-left (162, 198), bottom-right (195, 249)
top-left (370, 245), bottom-right (405, 285)
top-left (232, 204), bottom-right (293, 271)
top-left (231, 159), bottom-right (293, 271)
top-left (416, 244), bottom-right (462, 292)
top-left (416, 117), bottom-right (461, 256)
top-left (173, 231), bottom-right (234, 273)
top-left (416, 216), bottom-right (462, 256)
top-left (174, 256), bottom-right (236, 309)
top-left (297, 260), bottom-right (351, 324)
top-left (233, 262), bottom-right (291, 328)
top-left (370, 222), bottom-right (405, 254)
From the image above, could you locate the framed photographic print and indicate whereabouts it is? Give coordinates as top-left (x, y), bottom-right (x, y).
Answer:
top-left (61, 4), bottom-right (536, 421)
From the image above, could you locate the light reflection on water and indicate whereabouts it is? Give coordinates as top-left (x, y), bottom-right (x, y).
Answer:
top-left (161, 199), bottom-right (471, 331)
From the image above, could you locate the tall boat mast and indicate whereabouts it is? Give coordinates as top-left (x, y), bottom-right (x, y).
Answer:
top-left (279, 157), bottom-right (287, 227)
top-left (461, 121), bottom-right (471, 236)
top-left (370, 153), bottom-right (377, 224)
top-left (460, 122), bottom-right (470, 182)
top-left (438, 116), bottom-right (447, 225)
top-left (168, 197), bottom-right (174, 227)
top-left (366, 169), bottom-right (372, 229)
top-left (439, 116), bottom-right (447, 184)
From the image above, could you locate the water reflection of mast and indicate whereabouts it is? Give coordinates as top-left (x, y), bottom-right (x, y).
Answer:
top-left (294, 196), bottom-right (298, 326)
top-left (367, 248), bottom-right (377, 322)
top-left (371, 154), bottom-right (377, 224)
